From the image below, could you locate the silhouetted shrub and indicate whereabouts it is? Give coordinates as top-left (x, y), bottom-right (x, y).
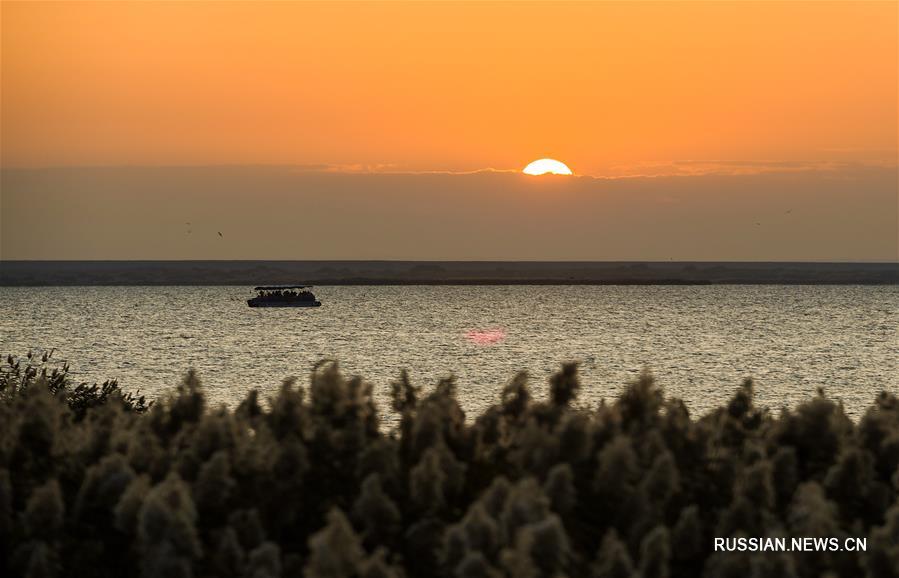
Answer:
top-left (1, 358), bottom-right (897, 577)
top-left (0, 351), bottom-right (150, 419)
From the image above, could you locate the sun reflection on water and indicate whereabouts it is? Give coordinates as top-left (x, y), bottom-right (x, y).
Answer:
top-left (465, 328), bottom-right (507, 345)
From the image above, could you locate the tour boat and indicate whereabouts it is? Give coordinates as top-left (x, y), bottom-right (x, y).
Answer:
top-left (247, 285), bottom-right (322, 307)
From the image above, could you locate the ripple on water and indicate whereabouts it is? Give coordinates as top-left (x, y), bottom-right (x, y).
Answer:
top-left (1, 285), bottom-right (897, 421)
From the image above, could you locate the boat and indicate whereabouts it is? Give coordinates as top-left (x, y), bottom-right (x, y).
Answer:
top-left (247, 285), bottom-right (322, 307)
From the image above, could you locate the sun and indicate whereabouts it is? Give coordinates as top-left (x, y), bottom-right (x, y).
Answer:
top-left (522, 158), bottom-right (573, 176)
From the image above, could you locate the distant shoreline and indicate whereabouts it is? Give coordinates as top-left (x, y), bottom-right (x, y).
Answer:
top-left (1, 260), bottom-right (896, 286)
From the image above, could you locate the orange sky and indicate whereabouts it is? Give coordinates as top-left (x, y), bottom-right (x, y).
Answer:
top-left (1, 1), bottom-right (897, 261)
top-left (2, 1), bottom-right (896, 174)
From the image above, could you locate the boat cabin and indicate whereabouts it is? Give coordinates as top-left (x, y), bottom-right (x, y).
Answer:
top-left (247, 285), bottom-right (322, 307)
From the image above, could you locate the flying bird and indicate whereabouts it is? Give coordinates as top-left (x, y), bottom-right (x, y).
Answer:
top-left (218, 231), bottom-right (223, 237)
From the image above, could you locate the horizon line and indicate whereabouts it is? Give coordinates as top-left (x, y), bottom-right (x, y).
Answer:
top-left (3, 259), bottom-right (897, 264)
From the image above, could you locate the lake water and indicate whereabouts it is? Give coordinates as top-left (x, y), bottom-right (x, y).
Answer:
top-left (1, 285), bottom-right (896, 421)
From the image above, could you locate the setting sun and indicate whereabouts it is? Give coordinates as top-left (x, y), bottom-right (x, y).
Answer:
top-left (523, 158), bottom-right (573, 176)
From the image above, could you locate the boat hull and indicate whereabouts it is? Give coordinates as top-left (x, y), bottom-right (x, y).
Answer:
top-left (247, 300), bottom-right (322, 308)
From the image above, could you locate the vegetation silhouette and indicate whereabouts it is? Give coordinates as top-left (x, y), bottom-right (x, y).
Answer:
top-left (1, 351), bottom-right (150, 419)
top-left (1, 356), bottom-right (897, 577)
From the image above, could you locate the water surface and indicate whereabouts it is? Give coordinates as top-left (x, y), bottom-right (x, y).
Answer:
top-left (1, 285), bottom-right (896, 420)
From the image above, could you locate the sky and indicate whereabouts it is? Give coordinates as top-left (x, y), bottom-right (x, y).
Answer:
top-left (1, 1), bottom-right (897, 261)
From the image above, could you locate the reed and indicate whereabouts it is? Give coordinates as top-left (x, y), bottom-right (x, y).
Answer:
top-left (1, 356), bottom-right (896, 577)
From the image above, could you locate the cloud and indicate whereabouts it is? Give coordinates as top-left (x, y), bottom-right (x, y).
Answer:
top-left (597, 160), bottom-right (897, 178)
top-left (1, 165), bottom-right (896, 261)
top-left (280, 159), bottom-right (898, 180)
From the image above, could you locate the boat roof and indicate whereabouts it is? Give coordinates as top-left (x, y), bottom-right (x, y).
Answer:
top-left (254, 285), bottom-right (311, 290)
